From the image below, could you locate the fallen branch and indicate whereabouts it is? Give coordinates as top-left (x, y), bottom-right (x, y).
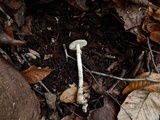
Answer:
top-left (90, 71), bottom-right (160, 82)
top-left (147, 37), bottom-right (159, 74)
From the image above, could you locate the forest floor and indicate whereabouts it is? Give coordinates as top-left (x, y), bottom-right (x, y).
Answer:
top-left (2, 0), bottom-right (160, 119)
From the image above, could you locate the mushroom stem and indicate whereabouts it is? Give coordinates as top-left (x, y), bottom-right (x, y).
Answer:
top-left (76, 44), bottom-right (88, 112)
top-left (76, 44), bottom-right (83, 89)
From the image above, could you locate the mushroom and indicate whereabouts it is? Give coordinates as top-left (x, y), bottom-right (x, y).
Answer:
top-left (69, 39), bottom-right (88, 112)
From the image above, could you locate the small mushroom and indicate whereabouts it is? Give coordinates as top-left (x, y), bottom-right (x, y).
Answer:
top-left (69, 39), bottom-right (88, 112)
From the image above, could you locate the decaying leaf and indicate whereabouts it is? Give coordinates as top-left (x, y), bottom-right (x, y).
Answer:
top-left (122, 72), bottom-right (160, 95)
top-left (115, 4), bottom-right (148, 30)
top-left (0, 30), bottom-right (25, 45)
top-left (60, 86), bottom-right (78, 103)
top-left (21, 65), bottom-right (52, 84)
top-left (112, 0), bottom-right (126, 9)
top-left (146, 23), bottom-right (160, 32)
top-left (87, 97), bottom-right (118, 120)
top-left (118, 90), bottom-right (160, 120)
top-left (152, 8), bottom-right (160, 22)
top-left (3, 0), bottom-right (22, 9)
top-left (150, 31), bottom-right (160, 45)
top-left (14, 5), bottom-right (26, 27)
top-left (60, 82), bottom-right (90, 103)
top-left (44, 93), bottom-right (56, 109)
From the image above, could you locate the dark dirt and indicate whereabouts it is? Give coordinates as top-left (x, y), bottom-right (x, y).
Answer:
top-left (2, 0), bottom-right (154, 119)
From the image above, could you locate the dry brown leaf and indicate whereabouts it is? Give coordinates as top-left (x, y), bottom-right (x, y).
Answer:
top-left (21, 66), bottom-right (52, 84)
top-left (115, 4), bottom-right (148, 30)
top-left (4, 26), bottom-right (14, 38)
top-left (122, 72), bottom-right (160, 95)
top-left (147, 23), bottom-right (160, 32)
top-left (153, 8), bottom-right (160, 22)
top-left (118, 90), bottom-right (160, 120)
top-left (143, 83), bottom-right (160, 92)
top-left (150, 31), bottom-right (160, 45)
top-left (60, 82), bottom-right (90, 103)
top-left (112, 0), bottom-right (126, 9)
top-left (4, 0), bottom-right (22, 9)
top-left (0, 30), bottom-right (25, 45)
top-left (60, 87), bottom-right (77, 103)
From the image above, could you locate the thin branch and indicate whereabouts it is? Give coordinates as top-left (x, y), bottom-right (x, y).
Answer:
top-left (91, 70), bottom-right (160, 82)
top-left (147, 37), bottom-right (159, 73)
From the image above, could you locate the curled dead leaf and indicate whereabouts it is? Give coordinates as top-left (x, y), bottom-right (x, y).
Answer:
top-left (122, 72), bottom-right (160, 95)
top-left (150, 31), bottom-right (160, 45)
top-left (153, 8), bottom-right (160, 22)
top-left (60, 87), bottom-right (78, 103)
top-left (21, 65), bottom-right (52, 84)
top-left (147, 23), bottom-right (160, 32)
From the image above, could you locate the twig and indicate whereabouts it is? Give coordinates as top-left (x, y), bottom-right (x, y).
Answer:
top-left (90, 70), bottom-right (160, 82)
top-left (147, 37), bottom-right (159, 74)
top-left (39, 81), bottom-right (51, 93)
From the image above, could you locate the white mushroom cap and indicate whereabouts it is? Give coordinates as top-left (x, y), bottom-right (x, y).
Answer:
top-left (69, 39), bottom-right (87, 50)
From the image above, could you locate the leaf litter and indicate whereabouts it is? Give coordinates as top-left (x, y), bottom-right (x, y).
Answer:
top-left (1, 0), bottom-right (160, 119)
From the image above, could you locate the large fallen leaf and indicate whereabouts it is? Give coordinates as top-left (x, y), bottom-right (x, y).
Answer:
top-left (21, 66), bottom-right (52, 84)
top-left (60, 86), bottom-right (78, 103)
top-left (118, 90), bottom-right (160, 120)
top-left (115, 4), bottom-right (148, 30)
top-left (122, 72), bottom-right (160, 95)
